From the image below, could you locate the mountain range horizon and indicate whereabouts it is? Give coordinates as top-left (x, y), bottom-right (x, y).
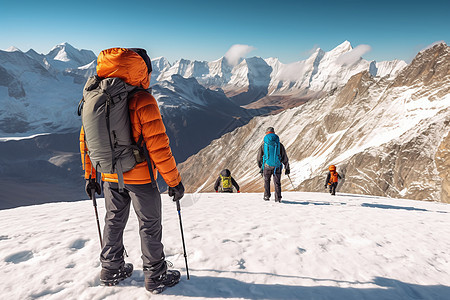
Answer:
top-left (3, 40), bottom-right (412, 68)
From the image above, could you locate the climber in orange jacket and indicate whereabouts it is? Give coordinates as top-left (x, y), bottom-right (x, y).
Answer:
top-left (324, 165), bottom-right (342, 196)
top-left (79, 48), bottom-right (182, 293)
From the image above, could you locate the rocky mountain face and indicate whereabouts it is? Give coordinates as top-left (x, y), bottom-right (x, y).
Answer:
top-left (178, 43), bottom-right (450, 202)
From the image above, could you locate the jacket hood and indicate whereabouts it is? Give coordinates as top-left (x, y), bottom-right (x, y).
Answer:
top-left (265, 127), bottom-right (275, 134)
top-left (96, 48), bottom-right (150, 89)
top-left (220, 169), bottom-right (231, 177)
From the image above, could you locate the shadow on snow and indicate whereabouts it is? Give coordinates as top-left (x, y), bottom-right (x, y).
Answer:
top-left (361, 203), bottom-right (429, 212)
top-left (163, 273), bottom-right (450, 300)
top-left (280, 199), bottom-right (447, 214)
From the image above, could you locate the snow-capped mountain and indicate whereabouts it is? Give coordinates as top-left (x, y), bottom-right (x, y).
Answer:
top-left (157, 41), bottom-right (407, 110)
top-left (149, 56), bottom-right (171, 86)
top-left (0, 43), bottom-right (96, 134)
top-left (0, 41), bottom-right (405, 137)
top-left (177, 43), bottom-right (450, 202)
top-left (45, 42), bottom-right (97, 71)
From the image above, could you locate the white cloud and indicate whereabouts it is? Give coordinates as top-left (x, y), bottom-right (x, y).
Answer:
top-left (224, 44), bottom-right (256, 66)
top-left (278, 61), bottom-right (306, 81)
top-left (300, 44), bottom-right (320, 58)
top-left (336, 44), bottom-right (372, 66)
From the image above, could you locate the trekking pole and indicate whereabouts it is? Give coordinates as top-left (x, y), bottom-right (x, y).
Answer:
top-left (287, 174), bottom-right (297, 191)
top-left (176, 199), bottom-right (190, 280)
top-left (91, 185), bottom-right (103, 248)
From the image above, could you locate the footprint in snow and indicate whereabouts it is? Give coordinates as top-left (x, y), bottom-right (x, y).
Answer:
top-left (297, 247), bottom-right (306, 254)
top-left (66, 263), bottom-right (76, 269)
top-left (5, 250), bottom-right (34, 264)
top-left (69, 239), bottom-right (89, 250)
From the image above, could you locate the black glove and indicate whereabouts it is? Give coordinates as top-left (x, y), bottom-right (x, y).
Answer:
top-left (86, 179), bottom-right (101, 198)
top-left (324, 185), bottom-right (328, 189)
top-left (168, 181), bottom-right (185, 202)
top-left (285, 168), bottom-right (290, 175)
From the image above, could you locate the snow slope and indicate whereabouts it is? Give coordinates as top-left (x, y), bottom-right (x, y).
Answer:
top-left (1, 192), bottom-right (450, 300)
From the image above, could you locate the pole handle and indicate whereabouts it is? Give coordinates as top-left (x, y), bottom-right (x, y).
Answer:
top-left (91, 188), bottom-right (97, 206)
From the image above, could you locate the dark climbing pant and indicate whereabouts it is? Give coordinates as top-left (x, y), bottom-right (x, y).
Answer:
top-left (329, 182), bottom-right (338, 195)
top-left (263, 165), bottom-right (282, 201)
top-left (100, 181), bottom-right (167, 279)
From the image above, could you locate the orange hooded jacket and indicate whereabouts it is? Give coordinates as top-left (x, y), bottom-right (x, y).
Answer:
top-left (80, 48), bottom-right (181, 187)
top-left (327, 165), bottom-right (340, 185)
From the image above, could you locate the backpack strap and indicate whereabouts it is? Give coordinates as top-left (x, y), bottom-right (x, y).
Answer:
top-left (77, 97), bottom-right (84, 116)
top-left (273, 142), bottom-right (279, 173)
top-left (262, 142), bottom-right (267, 171)
top-left (116, 161), bottom-right (125, 192)
top-left (137, 134), bottom-right (157, 188)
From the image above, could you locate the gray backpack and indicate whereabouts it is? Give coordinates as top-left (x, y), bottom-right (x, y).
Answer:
top-left (78, 75), bottom-right (147, 191)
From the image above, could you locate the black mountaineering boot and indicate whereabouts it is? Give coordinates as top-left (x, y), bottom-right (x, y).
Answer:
top-left (100, 263), bottom-right (133, 286)
top-left (145, 269), bottom-right (181, 294)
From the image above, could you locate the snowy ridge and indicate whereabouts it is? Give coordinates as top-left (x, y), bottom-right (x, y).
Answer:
top-left (1, 192), bottom-right (450, 299)
top-left (157, 41), bottom-right (407, 98)
top-left (375, 60), bottom-right (408, 78)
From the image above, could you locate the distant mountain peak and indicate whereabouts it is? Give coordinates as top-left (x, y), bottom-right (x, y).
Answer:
top-left (45, 43), bottom-right (97, 68)
top-left (5, 46), bottom-right (22, 52)
top-left (333, 40), bottom-right (353, 52)
top-left (56, 42), bottom-right (74, 48)
top-left (419, 41), bottom-right (448, 54)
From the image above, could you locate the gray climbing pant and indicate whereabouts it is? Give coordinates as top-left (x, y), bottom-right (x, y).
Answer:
top-left (263, 165), bottom-right (282, 201)
top-left (100, 181), bottom-right (167, 278)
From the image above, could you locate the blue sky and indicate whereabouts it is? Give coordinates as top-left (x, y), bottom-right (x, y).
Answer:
top-left (1, 0), bottom-right (449, 63)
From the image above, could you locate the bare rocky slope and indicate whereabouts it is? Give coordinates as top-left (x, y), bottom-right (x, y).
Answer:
top-left (178, 43), bottom-right (450, 202)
